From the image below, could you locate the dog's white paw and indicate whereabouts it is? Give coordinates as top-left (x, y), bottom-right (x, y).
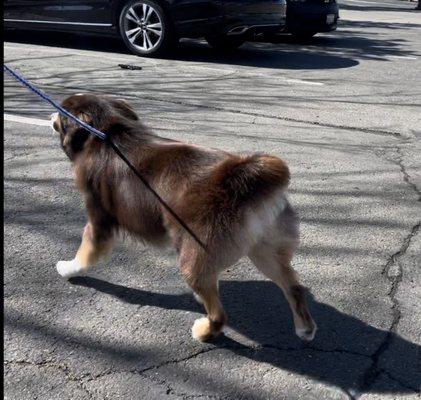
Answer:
top-left (192, 317), bottom-right (213, 342)
top-left (295, 324), bottom-right (317, 342)
top-left (193, 291), bottom-right (204, 305)
top-left (56, 259), bottom-right (86, 279)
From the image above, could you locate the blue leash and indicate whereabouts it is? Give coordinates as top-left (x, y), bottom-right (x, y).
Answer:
top-left (3, 64), bottom-right (207, 251)
top-left (4, 64), bottom-right (106, 140)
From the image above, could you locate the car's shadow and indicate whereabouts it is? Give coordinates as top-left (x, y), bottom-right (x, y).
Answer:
top-left (6, 14), bottom-right (420, 69)
top-left (5, 21), bottom-right (419, 70)
top-left (4, 29), bottom-right (360, 70)
top-left (69, 276), bottom-right (420, 396)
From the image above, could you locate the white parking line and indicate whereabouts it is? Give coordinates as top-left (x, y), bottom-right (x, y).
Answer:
top-left (388, 55), bottom-right (417, 60)
top-left (284, 78), bottom-right (324, 86)
top-left (4, 113), bottom-right (50, 126)
top-left (245, 71), bottom-right (325, 85)
top-left (341, 0), bottom-right (409, 6)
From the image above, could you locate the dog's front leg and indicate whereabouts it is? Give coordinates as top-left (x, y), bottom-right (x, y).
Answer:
top-left (56, 222), bottom-right (114, 279)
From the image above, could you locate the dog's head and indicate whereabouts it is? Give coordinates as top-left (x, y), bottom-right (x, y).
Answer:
top-left (51, 93), bottom-right (138, 160)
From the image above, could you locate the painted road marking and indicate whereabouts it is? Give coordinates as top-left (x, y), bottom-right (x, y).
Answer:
top-left (4, 113), bottom-right (50, 126)
top-left (284, 78), bottom-right (324, 86)
top-left (388, 55), bottom-right (418, 60)
top-left (341, 0), bottom-right (412, 6)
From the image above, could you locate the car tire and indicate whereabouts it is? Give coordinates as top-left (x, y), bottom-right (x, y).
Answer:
top-left (119, 0), bottom-right (176, 57)
top-left (205, 35), bottom-right (245, 52)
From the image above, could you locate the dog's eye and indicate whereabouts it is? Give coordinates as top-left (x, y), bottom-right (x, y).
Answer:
top-left (61, 118), bottom-right (68, 132)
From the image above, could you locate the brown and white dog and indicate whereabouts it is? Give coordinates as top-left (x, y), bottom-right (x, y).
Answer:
top-left (51, 94), bottom-right (317, 342)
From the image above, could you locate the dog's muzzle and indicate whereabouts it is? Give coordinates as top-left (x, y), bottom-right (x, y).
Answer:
top-left (50, 112), bottom-right (59, 133)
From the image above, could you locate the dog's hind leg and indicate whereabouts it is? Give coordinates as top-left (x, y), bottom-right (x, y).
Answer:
top-left (248, 241), bottom-right (317, 341)
top-left (189, 276), bottom-right (226, 342)
top-left (56, 221), bottom-right (115, 279)
top-left (179, 249), bottom-right (227, 342)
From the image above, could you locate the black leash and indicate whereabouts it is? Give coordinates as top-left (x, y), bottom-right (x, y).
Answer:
top-left (109, 141), bottom-right (207, 250)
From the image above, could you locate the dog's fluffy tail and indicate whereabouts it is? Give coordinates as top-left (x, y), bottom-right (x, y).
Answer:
top-left (177, 154), bottom-right (290, 245)
top-left (210, 154), bottom-right (290, 209)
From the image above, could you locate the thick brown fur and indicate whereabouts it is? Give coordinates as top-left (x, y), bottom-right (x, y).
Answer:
top-left (53, 94), bottom-right (316, 342)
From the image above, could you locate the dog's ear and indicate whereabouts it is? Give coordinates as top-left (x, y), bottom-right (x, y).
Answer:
top-left (62, 112), bottom-right (91, 144)
top-left (110, 99), bottom-right (139, 121)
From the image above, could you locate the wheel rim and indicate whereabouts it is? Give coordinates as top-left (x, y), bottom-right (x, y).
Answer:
top-left (123, 2), bottom-right (163, 52)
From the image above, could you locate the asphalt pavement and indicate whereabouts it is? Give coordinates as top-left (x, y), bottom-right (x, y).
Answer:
top-left (4, 0), bottom-right (421, 399)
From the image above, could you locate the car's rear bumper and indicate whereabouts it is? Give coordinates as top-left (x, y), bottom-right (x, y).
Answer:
top-left (175, 0), bottom-right (287, 37)
top-left (221, 15), bottom-right (287, 36)
top-left (286, 1), bottom-right (339, 33)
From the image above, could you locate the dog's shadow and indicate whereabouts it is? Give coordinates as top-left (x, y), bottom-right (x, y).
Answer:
top-left (70, 276), bottom-right (420, 396)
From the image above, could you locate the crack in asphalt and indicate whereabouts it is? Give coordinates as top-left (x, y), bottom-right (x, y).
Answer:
top-left (356, 143), bottom-right (421, 397)
top-left (4, 359), bottom-right (95, 399)
top-left (83, 343), bottom-right (374, 399)
top-left (7, 335), bottom-right (418, 399)
top-left (395, 146), bottom-right (421, 203)
top-left (132, 346), bottom-right (217, 376)
top-left (135, 343), bottom-right (368, 400)
top-left (365, 221), bottom-right (421, 391)
top-left (4, 342), bottom-right (374, 400)
top-left (83, 347), bottom-right (221, 399)
top-left (4, 359), bottom-right (75, 378)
